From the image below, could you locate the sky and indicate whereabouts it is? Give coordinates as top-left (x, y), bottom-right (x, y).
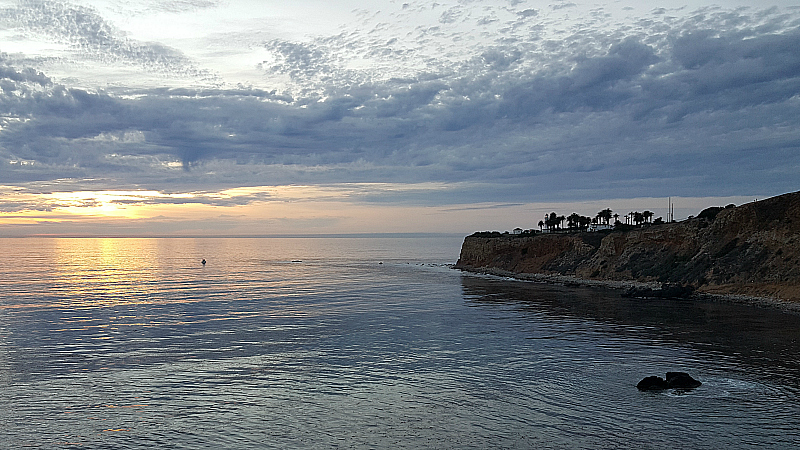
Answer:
top-left (0, 0), bottom-right (798, 236)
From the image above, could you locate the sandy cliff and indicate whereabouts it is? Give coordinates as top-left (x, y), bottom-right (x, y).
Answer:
top-left (455, 191), bottom-right (800, 302)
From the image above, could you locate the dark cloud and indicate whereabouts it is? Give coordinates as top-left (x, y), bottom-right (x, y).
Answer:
top-left (109, 193), bottom-right (270, 207)
top-left (481, 48), bottom-right (522, 70)
top-left (500, 38), bottom-right (660, 117)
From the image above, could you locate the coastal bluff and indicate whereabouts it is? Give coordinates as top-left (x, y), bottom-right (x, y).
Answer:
top-left (455, 191), bottom-right (800, 303)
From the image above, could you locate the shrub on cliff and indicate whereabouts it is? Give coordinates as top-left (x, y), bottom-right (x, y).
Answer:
top-left (698, 206), bottom-right (724, 222)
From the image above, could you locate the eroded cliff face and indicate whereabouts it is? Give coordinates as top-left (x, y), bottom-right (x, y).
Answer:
top-left (455, 191), bottom-right (800, 302)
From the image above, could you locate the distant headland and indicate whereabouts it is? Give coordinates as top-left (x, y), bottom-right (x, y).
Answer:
top-left (454, 190), bottom-right (800, 310)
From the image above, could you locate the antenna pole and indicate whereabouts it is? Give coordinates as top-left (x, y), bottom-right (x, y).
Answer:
top-left (669, 197), bottom-right (673, 222)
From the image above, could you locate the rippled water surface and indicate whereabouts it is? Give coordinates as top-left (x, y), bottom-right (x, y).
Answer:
top-left (2, 237), bottom-right (800, 449)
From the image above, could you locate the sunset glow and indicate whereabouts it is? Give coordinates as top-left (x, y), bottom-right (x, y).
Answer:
top-left (0, 181), bottom-right (758, 236)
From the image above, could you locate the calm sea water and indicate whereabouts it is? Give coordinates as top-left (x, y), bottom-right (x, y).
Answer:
top-left (2, 237), bottom-right (800, 449)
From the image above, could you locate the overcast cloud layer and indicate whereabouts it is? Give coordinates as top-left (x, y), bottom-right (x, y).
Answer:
top-left (0, 0), bottom-right (798, 214)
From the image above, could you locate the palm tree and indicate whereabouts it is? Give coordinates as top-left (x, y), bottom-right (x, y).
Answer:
top-left (538, 220), bottom-right (544, 231)
top-left (545, 212), bottom-right (559, 231)
top-left (597, 208), bottom-right (613, 225)
top-left (579, 215), bottom-right (592, 231)
top-left (567, 213), bottom-right (581, 230)
top-left (643, 210), bottom-right (654, 224)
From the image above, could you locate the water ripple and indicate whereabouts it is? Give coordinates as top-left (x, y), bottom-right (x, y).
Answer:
top-left (2, 237), bottom-right (800, 449)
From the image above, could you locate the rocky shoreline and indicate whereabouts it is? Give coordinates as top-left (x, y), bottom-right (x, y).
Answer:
top-left (456, 266), bottom-right (661, 290)
top-left (456, 259), bottom-right (800, 315)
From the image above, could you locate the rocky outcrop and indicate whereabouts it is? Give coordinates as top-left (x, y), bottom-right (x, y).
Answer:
top-left (454, 233), bottom-right (605, 275)
top-left (637, 372), bottom-right (702, 391)
top-left (455, 191), bottom-right (800, 303)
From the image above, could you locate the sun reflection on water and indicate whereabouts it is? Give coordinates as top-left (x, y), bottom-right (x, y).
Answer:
top-left (51, 238), bottom-right (164, 308)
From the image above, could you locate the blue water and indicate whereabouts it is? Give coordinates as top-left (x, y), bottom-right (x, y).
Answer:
top-left (2, 237), bottom-right (800, 449)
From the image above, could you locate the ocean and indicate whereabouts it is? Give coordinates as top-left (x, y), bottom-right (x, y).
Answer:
top-left (2, 236), bottom-right (800, 449)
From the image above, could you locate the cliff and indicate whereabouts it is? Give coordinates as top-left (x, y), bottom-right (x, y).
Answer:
top-left (455, 191), bottom-right (800, 303)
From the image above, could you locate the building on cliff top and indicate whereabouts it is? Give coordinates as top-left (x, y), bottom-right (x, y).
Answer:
top-left (588, 223), bottom-right (613, 232)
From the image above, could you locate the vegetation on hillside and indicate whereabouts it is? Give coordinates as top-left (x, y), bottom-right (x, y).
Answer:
top-left (471, 204), bottom-right (744, 237)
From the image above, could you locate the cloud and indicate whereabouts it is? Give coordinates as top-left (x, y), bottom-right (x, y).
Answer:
top-left (552, 3), bottom-right (577, 11)
top-left (261, 40), bottom-right (335, 82)
top-left (146, 0), bottom-right (222, 14)
top-left (0, 0), bottom-right (213, 80)
top-left (0, 3), bottom-right (799, 208)
top-left (660, 28), bottom-right (800, 114)
top-left (499, 38), bottom-right (660, 118)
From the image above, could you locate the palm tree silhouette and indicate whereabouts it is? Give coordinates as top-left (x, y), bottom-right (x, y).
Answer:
top-left (596, 208), bottom-right (613, 225)
top-left (567, 213), bottom-right (581, 230)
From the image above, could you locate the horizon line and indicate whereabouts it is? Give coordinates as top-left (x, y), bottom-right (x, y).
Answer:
top-left (4, 232), bottom-right (468, 239)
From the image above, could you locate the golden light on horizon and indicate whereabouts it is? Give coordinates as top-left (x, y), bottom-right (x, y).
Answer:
top-left (0, 183), bottom-right (457, 223)
top-left (0, 186), bottom-right (340, 228)
top-left (0, 183), bottom-right (761, 236)
top-left (0, 189), bottom-right (186, 225)
top-left (0, 184), bottom-right (462, 234)
top-left (49, 191), bottom-right (158, 219)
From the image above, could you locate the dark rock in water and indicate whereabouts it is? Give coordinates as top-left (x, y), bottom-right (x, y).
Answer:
top-left (637, 372), bottom-right (701, 391)
top-left (637, 376), bottom-right (670, 391)
top-left (666, 372), bottom-right (702, 389)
